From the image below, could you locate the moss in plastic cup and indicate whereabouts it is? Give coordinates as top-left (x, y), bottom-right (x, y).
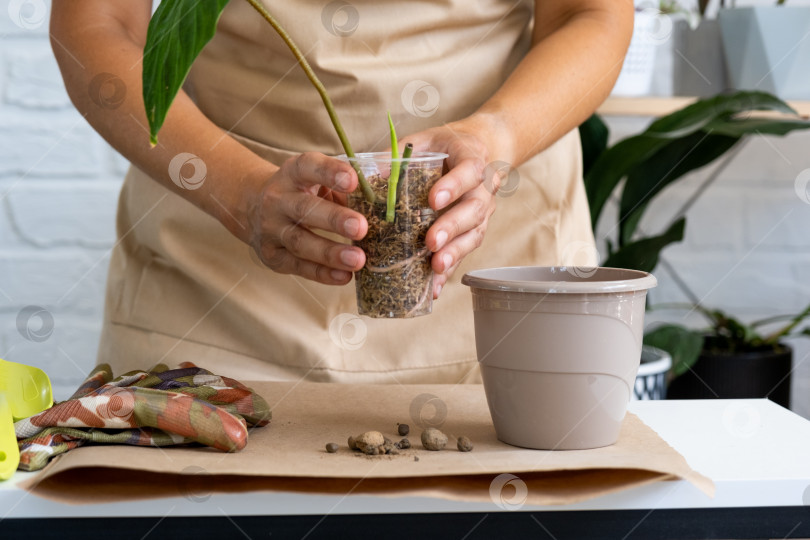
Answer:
top-left (341, 152), bottom-right (447, 318)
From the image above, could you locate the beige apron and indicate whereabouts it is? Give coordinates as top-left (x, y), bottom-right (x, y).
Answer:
top-left (97, 0), bottom-right (595, 383)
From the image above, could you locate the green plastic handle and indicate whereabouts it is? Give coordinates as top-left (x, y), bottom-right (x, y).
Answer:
top-left (0, 358), bottom-right (53, 421)
top-left (0, 394), bottom-right (20, 481)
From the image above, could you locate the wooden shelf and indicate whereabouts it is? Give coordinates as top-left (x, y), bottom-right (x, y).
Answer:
top-left (598, 96), bottom-right (810, 118)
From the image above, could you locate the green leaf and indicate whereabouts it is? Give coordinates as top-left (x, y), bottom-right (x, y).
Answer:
top-left (579, 114), bottom-right (608, 179)
top-left (585, 136), bottom-right (669, 231)
top-left (386, 112), bottom-right (400, 222)
top-left (143, 0), bottom-right (230, 145)
top-left (586, 91), bottom-right (804, 232)
top-left (704, 117), bottom-right (810, 138)
top-left (602, 217), bottom-right (685, 273)
top-left (646, 91), bottom-right (796, 137)
top-left (644, 324), bottom-right (704, 377)
top-left (619, 133), bottom-right (739, 245)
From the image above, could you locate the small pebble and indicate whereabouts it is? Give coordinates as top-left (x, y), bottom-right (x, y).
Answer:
top-left (421, 427), bottom-right (448, 451)
top-left (348, 436), bottom-right (357, 451)
top-left (397, 423), bottom-right (410, 436)
top-left (396, 438), bottom-right (411, 450)
top-left (457, 436), bottom-right (473, 452)
top-left (325, 442), bottom-right (339, 453)
top-left (414, 456), bottom-right (419, 462)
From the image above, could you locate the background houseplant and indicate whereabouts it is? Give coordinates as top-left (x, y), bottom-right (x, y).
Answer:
top-left (581, 90), bottom-right (810, 404)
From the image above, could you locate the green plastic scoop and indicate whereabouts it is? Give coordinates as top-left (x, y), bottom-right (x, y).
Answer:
top-left (0, 358), bottom-right (53, 421)
top-left (0, 358), bottom-right (53, 481)
top-left (0, 394), bottom-right (20, 480)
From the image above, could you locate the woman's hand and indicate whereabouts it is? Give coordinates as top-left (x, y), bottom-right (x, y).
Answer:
top-left (403, 115), bottom-right (510, 299)
top-left (51, 1), bottom-right (369, 287)
top-left (243, 153), bottom-right (368, 285)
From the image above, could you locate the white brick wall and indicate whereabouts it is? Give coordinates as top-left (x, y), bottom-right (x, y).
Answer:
top-left (1, 0), bottom-right (119, 400)
top-left (599, 119), bottom-right (810, 420)
top-left (1, 1), bottom-right (808, 420)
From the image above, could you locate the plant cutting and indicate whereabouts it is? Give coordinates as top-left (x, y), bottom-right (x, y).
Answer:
top-left (580, 90), bottom-right (810, 404)
top-left (346, 148), bottom-right (445, 318)
top-left (142, 0), bottom-right (444, 318)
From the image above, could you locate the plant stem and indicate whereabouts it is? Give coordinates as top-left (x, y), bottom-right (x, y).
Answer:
top-left (243, 0), bottom-right (376, 204)
top-left (395, 142), bottom-right (413, 206)
top-left (386, 112), bottom-right (400, 222)
top-left (750, 313), bottom-right (801, 328)
top-left (763, 302), bottom-right (810, 344)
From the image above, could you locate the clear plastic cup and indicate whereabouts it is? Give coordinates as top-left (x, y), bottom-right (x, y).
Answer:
top-left (341, 152), bottom-right (447, 318)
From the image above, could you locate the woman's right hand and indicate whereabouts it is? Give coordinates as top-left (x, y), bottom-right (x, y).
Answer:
top-left (243, 152), bottom-right (368, 285)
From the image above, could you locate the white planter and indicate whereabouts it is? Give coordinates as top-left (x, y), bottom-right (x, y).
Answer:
top-left (632, 345), bottom-right (672, 401)
top-left (613, 11), bottom-right (661, 96)
top-left (719, 7), bottom-right (810, 100)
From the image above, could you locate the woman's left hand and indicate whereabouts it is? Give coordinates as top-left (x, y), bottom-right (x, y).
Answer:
top-left (403, 115), bottom-right (509, 299)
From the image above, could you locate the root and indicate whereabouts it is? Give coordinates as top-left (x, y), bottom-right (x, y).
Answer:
top-left (364, 247), bottom-right (430, 273)
top-left (405, 276), bottom-right (432, 318)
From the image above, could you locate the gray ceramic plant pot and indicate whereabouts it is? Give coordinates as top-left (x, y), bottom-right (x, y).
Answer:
top-left (672, 19), bottom-right (729, 97)
top-left (461, 267), bottom-right (657, 450)
top-left (718, 7), bottom-right (810, 100)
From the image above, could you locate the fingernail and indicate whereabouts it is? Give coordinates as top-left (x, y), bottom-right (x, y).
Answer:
top-left (435, 230), bottom-right (448, 250)
top-left (335, 172), bottom-right (351, 190)
top-left (435, 190), bottom-right (451, 209)
top-left (340, 249), bottom-right (361, 268)
top-left (331, 269), bottom-right (350, 281)
top-left (442, 253), bottom-right (452, 271)
top-left (344, 217), bottom-right (360, 237)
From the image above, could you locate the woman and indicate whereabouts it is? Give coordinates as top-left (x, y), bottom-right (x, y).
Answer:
top-left (50, 0), bottom-right (632, 383)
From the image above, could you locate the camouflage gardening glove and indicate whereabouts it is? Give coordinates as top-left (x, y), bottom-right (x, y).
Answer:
top-left (14, 362), bottom-right (271, 472)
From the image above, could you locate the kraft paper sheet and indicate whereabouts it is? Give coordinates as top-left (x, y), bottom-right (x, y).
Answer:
top-left (21, 382), bottom-right (714, 506)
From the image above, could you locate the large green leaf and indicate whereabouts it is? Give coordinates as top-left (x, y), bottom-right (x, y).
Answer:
top-left (143, 0), bottom-right (230, 145)
top-left (645, 91), bottom-right (796, 136)
top-left (585, 136), bottom-right (669, 231)
top-left (579, 114), bottom-right (608, 178)
top-left (602, 217), bottom-right (685, 273)
top-left (644, 324), bottom-right (704, 378)
top-left (619, 133), bottom-right (739, 245)
top-left (704, 116), bottom-right (810, 137)
top-left (586, 91), bottom-right (803, 233)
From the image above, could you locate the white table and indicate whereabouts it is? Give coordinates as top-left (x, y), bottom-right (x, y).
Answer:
top-left (2, 399), bottom-right (809, 539)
